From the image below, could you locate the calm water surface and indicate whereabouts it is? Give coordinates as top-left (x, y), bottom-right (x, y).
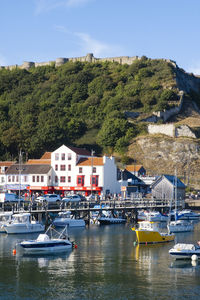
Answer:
top-left (1, 222), bottom-right (200, 299)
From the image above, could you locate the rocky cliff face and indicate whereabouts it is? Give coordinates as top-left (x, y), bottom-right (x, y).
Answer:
top-left (128, 135), bottom-right (200, 187)
top-left (175, 67), bottom-right (200, 94)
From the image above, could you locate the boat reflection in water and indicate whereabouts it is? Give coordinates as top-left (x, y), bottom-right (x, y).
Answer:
top-left (16, 251), bottom-right (74, 269)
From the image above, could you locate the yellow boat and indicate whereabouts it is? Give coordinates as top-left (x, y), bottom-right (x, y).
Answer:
top-left (132, 221), bottom-right (175, 244)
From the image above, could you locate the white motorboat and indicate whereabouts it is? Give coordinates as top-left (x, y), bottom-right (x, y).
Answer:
top-left (53, 211), bottom-right (85, 227)
top-left (17, 225), bottom-right (73, 254)
top-left (4, 212), bottom-right (45, 234)
top-left (177, 209), bottom-right (200, 220)
top-left (138, 210), bottom-right (169, 222)
top-left (169, 243), bottom-right (200, 259)
top-left (167, 219), bottom-right (194, 233)
top-left (0, 211), bottom-right (13, 233)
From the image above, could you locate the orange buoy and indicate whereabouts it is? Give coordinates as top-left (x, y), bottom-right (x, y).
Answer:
top-left (12, 249), bottom-right (16, 255)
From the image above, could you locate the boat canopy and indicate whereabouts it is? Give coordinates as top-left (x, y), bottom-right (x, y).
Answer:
top-left (173, 243), bottom-right (195, 250)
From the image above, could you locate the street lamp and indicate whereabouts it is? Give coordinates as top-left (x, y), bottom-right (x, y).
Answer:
top-left (91, 150), bottom-right (95, 197)
top-left (16, 149), bottom-right (25, 206)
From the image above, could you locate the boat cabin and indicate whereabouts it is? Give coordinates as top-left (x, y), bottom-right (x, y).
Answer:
top-left (11, 213), bottom-right (31, 224)
top-left (137, 221), bottom-right (160, 231)
top-left (0, 212), bottom-right (12, 222)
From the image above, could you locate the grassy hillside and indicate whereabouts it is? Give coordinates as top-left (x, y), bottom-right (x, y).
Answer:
top-left (0, 57), bottom-right (196, 160)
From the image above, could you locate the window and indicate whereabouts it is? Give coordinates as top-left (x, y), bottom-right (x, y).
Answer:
top-left (79, 167), bottom-right (82, 173)
top-left (68, 176), bottom-right (71, 183)
top-left (8, 176), bottom-right (11, 182)
top-left (41, 176), bottom-right (44, 182)
top-left (55, 176), bottom-right (58, 183)
top-left (37, 176), bottom-right (39, 182)
top-left (77, 175), bottom-right (84, 186)
top-left (61, 153), bottom-right (65, 160)
top-left (24, 176), bottom-right (27, 183)
top-left (91, 175), bottom-right (99, 187)
top-left (16, 175), bottom-right (19, 182)
top-left (60, 165), bottom-right (66, 171)
top-left (68, 165), bottom-right (71, 171)
top-left (49, 176), bottom-right (51, 181)
top-left (32, 176), bottom-right (35, 182)
top-left (12, 175), bottom-right (15, 182)
top-left (55, 164), bottom-right (58, 171)
top-left (93, 167), bottom-right (96, 173)
top-left (55, 153), bottom-right (59, 161)
top-left (60, 176), bottom-right (66, 183)
top-left (68, 153), bottom-right (72, 160)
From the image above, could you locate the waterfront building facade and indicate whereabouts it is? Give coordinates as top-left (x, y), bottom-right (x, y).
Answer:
top-left (3, 145), bottom-right (120, 197)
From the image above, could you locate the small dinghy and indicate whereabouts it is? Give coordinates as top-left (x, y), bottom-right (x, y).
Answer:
top-left (18, 224), bottom-right (74, 254)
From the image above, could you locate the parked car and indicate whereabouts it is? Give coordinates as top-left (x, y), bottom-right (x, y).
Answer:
top-left (62, 195), bottom-right (81, 203)
top-left (0, 192), bottom-right (20, 203)
top-left (86, 194), bottom-right (98, 201)
top-left (35, 194), bottom-right (61, 203)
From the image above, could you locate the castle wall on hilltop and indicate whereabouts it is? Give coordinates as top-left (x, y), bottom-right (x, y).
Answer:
top-left (0, 53), bottom-right (176, 71)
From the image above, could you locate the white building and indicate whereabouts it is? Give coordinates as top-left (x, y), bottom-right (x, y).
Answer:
top-left (5, 164), bottom-right (52, 194)
top-left (4, 145), bottom-right (120, 197)
top-left (52, 145), bottom-right (120, 196)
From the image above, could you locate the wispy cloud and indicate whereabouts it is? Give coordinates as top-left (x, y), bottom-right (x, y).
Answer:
top-left (74, 32), bottom-right (113, 57)
top-left (34, 0), bottom-right (92, 14)
top-left (55, 25), bottom-right (123, 57)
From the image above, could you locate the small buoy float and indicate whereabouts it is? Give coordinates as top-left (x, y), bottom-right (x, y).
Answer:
top-left (12, 249), bottom-right (16, 255)
top-left (191, 254), bottom-right (198, 261)
top-left (74, 244), bottom-right (78, 249)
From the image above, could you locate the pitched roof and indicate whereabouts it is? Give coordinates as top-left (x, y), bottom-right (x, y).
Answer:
top-left (164, 175), bottom-right (185, 188)
top-left (26, 159), bottom-right (51, 165)
top-left (68, 146), bottom-right (91, 156)
top-left (77, 157), bottom-right (104, 166)
top-left (6, 164), bottom-right (51, 174)
top-left (151, 175), bottom-right (185, 188)
top-left (40, 152), bottom-right (52, 159)
top-left (126, 165), bottom-right (144, 172)
top-left (0, 161), bottom-right (16, 167)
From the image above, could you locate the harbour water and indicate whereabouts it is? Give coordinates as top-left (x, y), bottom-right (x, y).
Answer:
top-left (1, 222), bottom-right (200, 299)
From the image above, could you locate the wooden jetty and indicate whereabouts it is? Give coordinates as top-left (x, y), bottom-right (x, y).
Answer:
top-left (0, 198), bottom-right (183, 224)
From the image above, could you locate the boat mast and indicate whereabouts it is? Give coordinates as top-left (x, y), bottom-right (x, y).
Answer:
top-left (175, 168), bottom-right (178, 221)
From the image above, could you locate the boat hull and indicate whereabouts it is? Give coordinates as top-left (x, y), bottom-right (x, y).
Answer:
top-left (98, 217), bottom-right (126, 225)
top-left (19, 240), bottom-right (72, 254)
top-left (167, 223), bottom-right (194, 233)
top-left (133, 229), bottom-right (175, 244)
top-left (169, 251), bottom-right (200, 259)
top-left (5, 224), bottom-right (45, 234)
top-left (53, 219), bottom-right (85, 227)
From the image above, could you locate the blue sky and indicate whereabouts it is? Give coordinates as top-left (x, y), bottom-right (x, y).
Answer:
top-left (0, 0), bottom-right (200, 74)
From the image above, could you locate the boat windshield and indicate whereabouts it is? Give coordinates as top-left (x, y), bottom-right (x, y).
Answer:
top-left (0, 215), bottom-right (11, 222)
top-left (12, 215), bottom-right (29, 224)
